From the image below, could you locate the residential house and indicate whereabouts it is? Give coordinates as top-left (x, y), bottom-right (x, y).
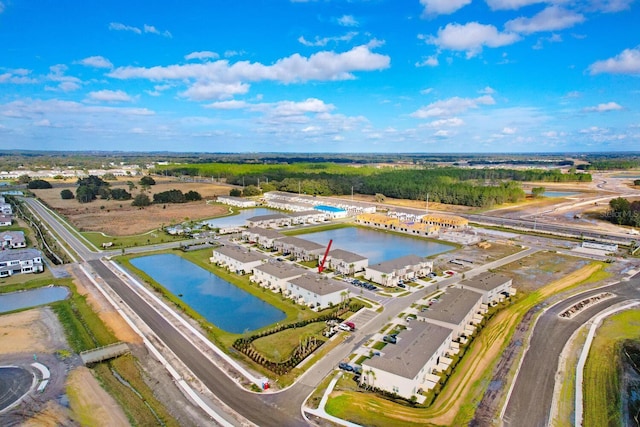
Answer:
top-left (364, 255), bottom-right (433, 287)
top-left (216, 195), bottom-right (257, 208)
top-left (251, 262), bottom-right (308, 292)
top-left (0, 248), bottom-right (44, 277)
top-left (0, 215), bottom-right (11, 226)
top-left (241, 227), bottom-right (284, 249)
top-left (274, 236), bottom-right (326, 262)
top-left (246, 213), bottom-right (291, 228)
top-left (286, 273), bottom-right (350, 309)
top-left (210, 245), bottom-right (268, 275)
top-left (1, 230), bottom-right (26, 249)
top-left (287, 210), bottom-right (327, 225)
top-left (360, 321), bottom-right (454, 400)
top-left (322, 249), bottom-right (368, 275)
top-left (417, 288), bottom-right (483, 339)
top-left (458, 272), bottom-right (513, 304)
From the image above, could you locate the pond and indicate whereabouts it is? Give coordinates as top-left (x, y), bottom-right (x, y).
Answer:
top-left (298, 227), bottom-right (455, 264)
top-left (202, 208), bottom-right (281, 228)
top-left (0, 286), bottom-right (69, 314)
top-left (528, 190), bottom-right (580, 198)
top-left (130, 254), bottom-right (285, 334)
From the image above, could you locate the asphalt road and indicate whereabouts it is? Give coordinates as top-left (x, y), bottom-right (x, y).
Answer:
top-left (0, 367), bottom-right (32, 412)
top-left (88, 259), bottom-right (307, 427)
top-left (503, 275), bottom-right (640, 427)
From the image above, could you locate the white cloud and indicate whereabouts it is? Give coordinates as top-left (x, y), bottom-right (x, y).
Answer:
top-left (337, 15), bottom-right (358, 27)
top-left (505, 6), bottom-right (585, 34)
top-left (109, 22), bottom-right (142, 34)
top-left (0, 99), bottom-right (154, 119)
top-left (46, 64), bottom-right (82, 91)
top-left (144, 24), bottom-right (172, 38)
top-left (426, 117), bottom-right (465, 127)
top-left (416, 56), bottom-right (439, 67)
top-left (427, 22), bottom-right (520, 58)
top-left (206, 100), bottom-right (249, 110)
top-left (485, 0), bottom-right (547, 10)
top-left (420, 88), bottom-right (434, 95)
top-left (34, 119), bottom-right (51, 127)
top-left (185, 51), bottom-right (220, 61)
top-left (502, 126), bottom-right (517, 134)
top-left (78, 56), bottom-right (113, 68)
top-left (298, 32), bottom-right (357, 47)
top-left (583, 101), bottom-right (623, 112)
top-left (479, 86), bottom-right (496, 94)
top-left (420, 0), bottom-right (472, 16)
top-left (181, 81), bottom-right (249, 101)
top-left (589, 47), bottom-right (640, 75)
top-left (109, 44), bottom-right (390, 100)
top-left (434, 130), bottom-right (451, 137)
top-left (411, 95), bottom-right (496, 118)
top-left (56, 81), bottom-right (81, 92)
top-left (87, 89), bottom-right (134, 103)
top-left (533, 33), bottom-right (562, 49)
top-left (0, 69), bottom-right (37, 84)
top-left (589, 0), bottom-right (635, 13)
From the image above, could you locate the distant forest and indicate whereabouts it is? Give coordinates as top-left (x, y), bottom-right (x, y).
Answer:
top-left (157, 163), bottom-right (591, 208)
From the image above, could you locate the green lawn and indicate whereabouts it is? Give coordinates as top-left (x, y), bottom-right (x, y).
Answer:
top-left (252, 322), bottom-right (327, 362)
top-left (583, 309), bottom-right (640, 427)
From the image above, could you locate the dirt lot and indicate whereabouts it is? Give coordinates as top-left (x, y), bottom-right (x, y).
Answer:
top-left (0, 308), bottom-right (128, 427)
top-left (31, 177), bottom-right (231, 236)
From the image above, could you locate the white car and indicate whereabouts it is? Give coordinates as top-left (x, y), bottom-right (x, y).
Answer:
top-left (337, 323), bottom-right (351, 331)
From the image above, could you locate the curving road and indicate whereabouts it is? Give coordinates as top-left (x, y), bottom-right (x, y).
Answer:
top-left (503, 276), bottom-right (640, 427)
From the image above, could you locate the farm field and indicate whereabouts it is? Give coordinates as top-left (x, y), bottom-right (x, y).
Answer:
top-left (30, 177), bottom-right (232, 236)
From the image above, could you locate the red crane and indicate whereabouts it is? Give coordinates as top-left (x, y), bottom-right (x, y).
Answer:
top-left (318, 239), bottom-right (333, 273)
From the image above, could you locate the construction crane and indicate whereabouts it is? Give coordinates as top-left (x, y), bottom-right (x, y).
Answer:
top-left (318, 239), bottom-right (333, 273)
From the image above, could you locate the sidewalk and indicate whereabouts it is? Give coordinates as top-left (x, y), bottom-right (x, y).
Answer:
top-left (304, 372), bottom-right (362, 427)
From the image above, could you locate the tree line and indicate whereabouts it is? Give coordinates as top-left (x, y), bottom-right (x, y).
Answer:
top-left (606, 197), bottom-right (640, 227)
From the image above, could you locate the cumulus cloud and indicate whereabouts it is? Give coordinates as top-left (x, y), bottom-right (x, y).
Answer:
top-left (87, 89), bottom-right (134, 103)
top-left (46, 64), bottom-right (82, 92)
top-left (420, 0), bottom-right (472, 16)
top-left (144, 24), bottom-right (172, 38)
top-left (505, 6), bottom-right (585, 34)
top-left (0, 99), bottom-right (154, 119)
top-left (109, 44), bottom-right (390, 100)
top-left (502, 126), bottom-right (517, 134)
top-left (589, 47), bottom-right (640, 75)
top-left (582, 102), bottom-right (623, 112)
top-left (0, 69), bottom-right (37, 84)
top-left (185, 51), bottom-right (220, 61)
top-left (298, 32), bottom-right (358, 47)
top-left (426, 22), bottom-right (520, 57)
top-left (426, 117), bottom-right (465, 127)
top-left (78, 56), bottom-right (113, 68)
top-left (589, 0), bottom-right (635, 13)
top-left (337, 15), bottom-right (358, 27)
top-left (411, 95), bottom-right (495, 118)
top-left (479, 86), bottom-right (496, 94)
top-left (416, 56), bottom-right (439, 67)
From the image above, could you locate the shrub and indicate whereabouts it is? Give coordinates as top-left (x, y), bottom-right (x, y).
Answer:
top-left (27, 179), bottom-right (53, 189)
top-left (60, 189), bottom-right (74, 200)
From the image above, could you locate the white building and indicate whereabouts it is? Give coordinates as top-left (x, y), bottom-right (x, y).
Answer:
top-left (323, 249), bottom-right (368, 275)
top-left (287, 210), bottom-right (327, 224)
top-left (210, 245), bottom-right (268, 275)
top-left (458, 272), bottom-right (513, 304)
top-left (251, 262), bottom-right (308, 292)
top-left (364, 255), bottom-right (433, 287)
top-left (216, 195), bottom-right (257, 208)
top-left (0, 201), bottom-right (12, 215)
top-left (274, 236), bottom-right (326, 262)
top-left (0, 248), bottom-right (44, 277)
top-left (242, 227), bottom-right (284, 249)
top-left (246, 213), bottom-right (291, 228)
top-left (0, 215), bottom-right (11, 226)
top-left (1, 230), bottom-right (26, 249)
top-left (286, 273), bottom-right (350, 310)
top-left (360, 321), bottom-right (454, 400)
top-left (418, 288), bottom-right (483, 339)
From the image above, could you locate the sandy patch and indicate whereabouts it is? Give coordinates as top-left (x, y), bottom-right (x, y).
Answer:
top-left (66, 366), bottom-right (130, 427)
top-left (19, 401), bottom-right (73, 427)
top-left (0, 310), bottom-right (55, 354)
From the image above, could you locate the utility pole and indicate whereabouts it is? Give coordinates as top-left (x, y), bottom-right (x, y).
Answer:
top-left (426, 193), bottom-right (429, 214)
top-left (351, 186), bottom-right (353, 201)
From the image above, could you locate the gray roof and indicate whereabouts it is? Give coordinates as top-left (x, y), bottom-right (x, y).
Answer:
top-left (367, 254), bottom-right (426, 274)
top-left (253, 262), bottom-right (308, 279)
top-left (0, 248), bottom-right (42, 262)
top-left (244, 227), bottom-right (284, 240)
top-left (212, 245), bottom-right (268, 263)
top-left (288, 273), bottom-right (348, 296)
top-left (288, 210), bottom-right (324, 218)
top-left (463, 272), bottom-right (511, 292)
top-left (247, 213), bottom-right (290, 222)
top-left (363, 322), bottom-right (452, 379)
top-left (1, 230), bottom-right (25, 244)
top-left (418, 288), bottom-right (482, 327)
top-left (278, 236), bottom-right (325, 252)
top-left (328, 248), bottom-right (367, 263)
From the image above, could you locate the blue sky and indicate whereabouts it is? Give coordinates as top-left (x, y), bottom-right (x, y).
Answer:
top-left (0, 0), bottom-right (638, 153)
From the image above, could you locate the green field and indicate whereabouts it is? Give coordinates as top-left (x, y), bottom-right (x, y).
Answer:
top-left (252, 322), bottom-right (327, 362)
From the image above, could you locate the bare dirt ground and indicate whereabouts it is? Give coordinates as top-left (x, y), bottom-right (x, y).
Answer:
top-left (0, 308), bottom-right (127, 427)
top-left (339, 194), bottom-right (474, 214)
top-left (31, 178), bottom-right (231, 236)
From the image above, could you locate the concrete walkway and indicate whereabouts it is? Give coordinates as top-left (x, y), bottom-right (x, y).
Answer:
top-left (304, 372), bottom-right (361, 427)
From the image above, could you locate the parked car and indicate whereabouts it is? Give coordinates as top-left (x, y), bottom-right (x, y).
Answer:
top-left (397, 282), bottom-right (406, 288)
top-left (337, 323), bottom-right (352, 332)
top-left (338, 362), bottom-right (354, 371)
top-left (344, 321), bottom-right (356, 331)
top-left (383, 335), bottom-right (397, 344)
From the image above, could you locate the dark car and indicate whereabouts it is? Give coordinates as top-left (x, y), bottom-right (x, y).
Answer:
top-left (338, 362), bottom-right (354, 371)
top-left (383, 335), bottom-right (397, 344)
